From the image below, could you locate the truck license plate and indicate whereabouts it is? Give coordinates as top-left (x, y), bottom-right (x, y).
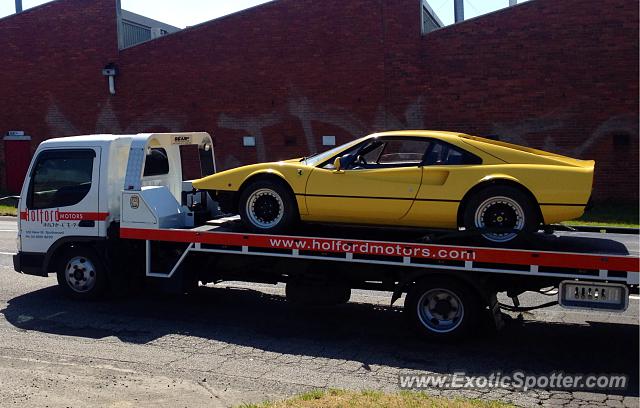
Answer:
top-left (559, 281), bottom-right (628, 312)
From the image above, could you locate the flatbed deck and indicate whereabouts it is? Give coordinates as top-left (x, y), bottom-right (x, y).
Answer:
top-left (120, 218), bottom-right (640, 285)
top-left (203, 218), bottom-right (640, 257)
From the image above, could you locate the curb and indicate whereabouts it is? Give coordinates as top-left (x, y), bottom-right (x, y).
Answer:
top-left (553, 224), bottom-right (639, 235)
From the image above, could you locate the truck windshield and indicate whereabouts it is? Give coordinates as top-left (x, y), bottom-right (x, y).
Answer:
top-left (29, 150), bottom-right (95, 209)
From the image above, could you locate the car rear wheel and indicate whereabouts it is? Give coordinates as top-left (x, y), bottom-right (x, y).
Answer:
top-left (463, 185), bottom-right (538, 244)
top-left (238, 180), bottom-right (297, 233)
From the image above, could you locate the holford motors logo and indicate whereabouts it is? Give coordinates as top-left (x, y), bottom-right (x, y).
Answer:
top-left (23, 209), bottom-right (88, 222)
top-left (20, 208), bottom-right (100, 222)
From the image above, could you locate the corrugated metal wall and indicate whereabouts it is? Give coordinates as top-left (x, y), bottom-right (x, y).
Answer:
top-left (122, 20), bottom-right (151, 48)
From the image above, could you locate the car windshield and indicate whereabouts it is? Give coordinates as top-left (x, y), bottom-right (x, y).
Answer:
top-left (303, 136), bottom-right (369, 167)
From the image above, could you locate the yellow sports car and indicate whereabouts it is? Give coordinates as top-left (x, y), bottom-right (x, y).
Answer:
top-left (193, 131), bottom-right (594, 243)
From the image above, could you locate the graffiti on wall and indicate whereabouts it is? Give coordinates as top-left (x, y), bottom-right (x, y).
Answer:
top-left (46, 99), bottom-right (186, 137)
top-left (492, 111), bottom-right (638, 158)
top-left (216, 94), bottom-right (426, 168)
top-left (44, 95), bottom-right (637, 171)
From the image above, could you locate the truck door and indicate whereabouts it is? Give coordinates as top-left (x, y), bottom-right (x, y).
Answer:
top-left (18, 148), bottom-right (101, 255)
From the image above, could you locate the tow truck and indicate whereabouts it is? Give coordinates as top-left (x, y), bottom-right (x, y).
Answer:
top-left (12, 133), bottom-right (639, 340)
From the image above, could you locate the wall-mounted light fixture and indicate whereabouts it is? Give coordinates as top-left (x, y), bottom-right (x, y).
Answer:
top-left (101, 63), bottom-right (119, 95)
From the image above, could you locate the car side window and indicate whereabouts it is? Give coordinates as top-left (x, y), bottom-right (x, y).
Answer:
top-left (376, 139), bottom-right (430, 165)
top-left (425, 141), bottom-right (482, 165)
top-left (339, 138), bottom-right (430, 170)
top-left (28, 150), bottom-right (95, 210)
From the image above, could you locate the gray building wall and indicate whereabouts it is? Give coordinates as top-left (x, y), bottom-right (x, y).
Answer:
top-left (121, 10), bottom-right (180, 48)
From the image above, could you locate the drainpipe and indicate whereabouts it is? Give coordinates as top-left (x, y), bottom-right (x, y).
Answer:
top-left (101, 64), bottom-right (119, 96)
top-left (15, 0), bottom-right (22, 13)
top-left (454, 0), bottom-right (464, 23)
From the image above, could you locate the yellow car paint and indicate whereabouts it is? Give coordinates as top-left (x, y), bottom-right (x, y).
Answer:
top-left (192, 131), bottom-right (594, 228)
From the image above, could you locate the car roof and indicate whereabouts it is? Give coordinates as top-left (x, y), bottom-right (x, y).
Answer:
top-left (368, 130), bottom-right (467, 141)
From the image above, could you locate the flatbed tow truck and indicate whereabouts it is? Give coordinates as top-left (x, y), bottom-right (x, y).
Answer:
top-left (13, 133), bottom-right (639, 340)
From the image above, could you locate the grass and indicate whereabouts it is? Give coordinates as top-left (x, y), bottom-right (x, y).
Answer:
top-left (0, 195), bottom-right (635, 228)
top-left (562, 202), bottom-right (638, 228)
top-left (238, 389), bottom-right (512, 408)
top-left (0, 204), bottom-right (17, 217)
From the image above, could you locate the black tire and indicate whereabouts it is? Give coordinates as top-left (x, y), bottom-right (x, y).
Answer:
top-left (56, 247), bottom-right (108, 300)
top-left (463, 185), bottom-right (538, 244)
top-left (405, 277), bottom-right (482, 341)
top-left (238, 179), bottom-right (298, 233)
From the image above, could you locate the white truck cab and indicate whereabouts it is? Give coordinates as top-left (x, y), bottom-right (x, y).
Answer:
top-left (14, 132), bottom-right (216, 288)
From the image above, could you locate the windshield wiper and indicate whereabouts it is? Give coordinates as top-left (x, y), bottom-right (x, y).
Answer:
top-left (300, 152), bottom-right (319, 161)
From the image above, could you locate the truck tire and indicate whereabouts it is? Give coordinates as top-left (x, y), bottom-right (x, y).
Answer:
top-left (405, 277), bottom-right (482, 341)
top-left (56, 247), bottom-right (108, 300)
top-left (238, 180), bottom-right (297, 233)
top-left (463, 185), bottom-right (538, 244)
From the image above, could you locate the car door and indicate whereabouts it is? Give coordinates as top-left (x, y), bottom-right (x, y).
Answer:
top-left (403, 140), bottom-right (483, 228)
top-left (19, 148), bottom-right (101, 255)
top-left (304, 137), bottom-right (429, 223)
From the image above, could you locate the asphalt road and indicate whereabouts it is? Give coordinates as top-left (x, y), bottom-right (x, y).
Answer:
top-left (0, 218), bottom-right (638, 407)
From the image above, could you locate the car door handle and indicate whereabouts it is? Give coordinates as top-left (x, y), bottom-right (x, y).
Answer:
top-left (78, 220), bottom-right (95, 228)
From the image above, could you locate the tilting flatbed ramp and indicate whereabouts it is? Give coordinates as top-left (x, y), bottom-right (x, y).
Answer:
top-left (121, 220), bottom-right (639, 284)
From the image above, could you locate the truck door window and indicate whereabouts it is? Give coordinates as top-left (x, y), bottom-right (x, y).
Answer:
top-left (28, 150), bottom-right (95, 209)
top-left (143, 148), bottom-right (169, 176)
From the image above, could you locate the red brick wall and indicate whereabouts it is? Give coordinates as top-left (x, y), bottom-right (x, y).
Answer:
top-left (0, 0), bottom-right (637, 203)
top-left (113, 0), bottom-right (388, 171)
top-left (0, 0), bottom-right (118, 190)
top-left (418, 0), bottom-right (639, 203)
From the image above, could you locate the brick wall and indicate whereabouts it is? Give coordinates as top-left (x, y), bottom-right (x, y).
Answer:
top-left (0, 0), bottom-right (637, 202)
top-left (0, 0), bottom-right (118, 190)
top-left (418, 0), bottom-right (639, 202)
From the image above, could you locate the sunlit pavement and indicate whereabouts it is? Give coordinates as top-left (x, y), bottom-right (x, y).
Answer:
top-left (0, 217), bottom-right (637, 407)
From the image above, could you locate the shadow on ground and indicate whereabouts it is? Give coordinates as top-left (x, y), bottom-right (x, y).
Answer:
top-left (2, 284), bottom-right (638, 397)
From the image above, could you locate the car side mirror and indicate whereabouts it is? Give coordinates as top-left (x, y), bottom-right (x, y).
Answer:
top-left (333, 157), bottom-right (342, 172)
top-left (334, 154), bottom-right (355, 172)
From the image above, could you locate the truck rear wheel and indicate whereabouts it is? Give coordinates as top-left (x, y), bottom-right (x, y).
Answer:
top-left (56, 247), bottom-right (108, 300)
top-left (405, 277), bottom-right (482, 341)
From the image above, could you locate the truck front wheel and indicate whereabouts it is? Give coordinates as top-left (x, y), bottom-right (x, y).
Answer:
top-left (56, 247), bottom-right (108, 300)
top-left (405, 277), bottom-right (482, 341)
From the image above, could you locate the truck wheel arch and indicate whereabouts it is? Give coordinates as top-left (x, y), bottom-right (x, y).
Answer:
top-left (45, 237), bottom-right (108, 275)
top-left (394, 270), bottom-right (494, 307)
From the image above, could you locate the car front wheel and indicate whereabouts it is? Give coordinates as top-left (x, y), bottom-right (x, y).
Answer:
top-left (238, 180), bottom-right (297, 233)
